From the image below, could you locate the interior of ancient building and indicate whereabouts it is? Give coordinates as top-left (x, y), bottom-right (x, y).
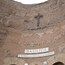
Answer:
top-left (0, 0), bottom-right (65, 65)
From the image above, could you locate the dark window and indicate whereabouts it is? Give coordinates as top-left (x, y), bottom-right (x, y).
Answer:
top-left (10, 64), bottom-right (16, 65)
top-left (53, 62), bottom-right (64, 65)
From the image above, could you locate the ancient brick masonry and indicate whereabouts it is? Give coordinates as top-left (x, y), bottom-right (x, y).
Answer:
top-left (0, 0), bottom-right (16, 47)
top-left (0, 24), bottom-right (8, 47)
top-left (0, 0), bottom-right (65, 65)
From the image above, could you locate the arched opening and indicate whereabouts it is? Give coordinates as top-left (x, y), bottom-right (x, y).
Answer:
top-left (14, 0), bottom-right (48, 4)
top-left (10, 64), bottom-right (16, 65)
top-left (53, 62), bottom-right (64, 65)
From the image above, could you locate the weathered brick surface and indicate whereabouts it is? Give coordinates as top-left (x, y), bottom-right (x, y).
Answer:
top-left (0, 0), bottom-right (65, 65)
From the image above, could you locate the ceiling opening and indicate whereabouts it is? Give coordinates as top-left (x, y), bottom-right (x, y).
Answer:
top-left (13, 0), bottom-right (48, 4)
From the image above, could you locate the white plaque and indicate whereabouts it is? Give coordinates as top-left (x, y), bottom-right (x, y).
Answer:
top-left (24, 47), bottom-right (49, 53)
top-left (18, 51), bottom-right (55, 58)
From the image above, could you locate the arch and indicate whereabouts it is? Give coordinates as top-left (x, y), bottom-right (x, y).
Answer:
top-left (53, 62), bottom-right (64, 65)
top-left (47, 53), bottom-right (65, 65)
top-left (14, 0), bottom-right (48, 4)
